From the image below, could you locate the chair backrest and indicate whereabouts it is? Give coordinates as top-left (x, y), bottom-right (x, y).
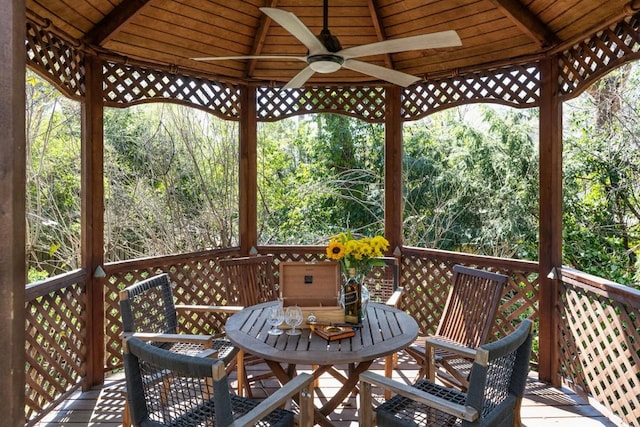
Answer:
top-left (436, 265), bottom-right (508, 347)
top-left (219, 255), bottom-right (277, 306)
top-left (119, 273), bottom-right (177, 335)
top-left (464, 319), bottom-right (533, 426)
top-left (122, 336), bottom-right (235, 426)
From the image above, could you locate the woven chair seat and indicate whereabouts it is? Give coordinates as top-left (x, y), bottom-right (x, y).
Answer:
top-left (376, 380), bottom-right (466, 426)
top-left (123, 337), bottom-right (314, 427)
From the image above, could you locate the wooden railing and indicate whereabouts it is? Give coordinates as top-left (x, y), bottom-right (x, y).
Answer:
top-left (25, 269), bottom-right (88, 426)
top-left (23, 247), bottom-right (639, 426)
top-left (556, 267), bottom-right (640, 425)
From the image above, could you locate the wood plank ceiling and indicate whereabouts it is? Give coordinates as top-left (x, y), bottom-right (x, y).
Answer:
top-left (26, 0), bottom-right (637, 86)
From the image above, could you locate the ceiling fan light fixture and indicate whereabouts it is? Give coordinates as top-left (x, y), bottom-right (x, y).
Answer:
top-left (308, 54), bottom-right (343, 73)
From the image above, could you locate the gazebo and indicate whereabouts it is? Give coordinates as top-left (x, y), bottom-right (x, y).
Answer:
top-left (2, 1), bottom-right (640, 425)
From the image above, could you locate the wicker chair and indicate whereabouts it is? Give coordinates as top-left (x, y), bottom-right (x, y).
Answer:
top-left (404, 265), bottom-right (508, 390)
top-left (119, 273), bottom-right (238, 364)
top-left (123, 336), bottom-right (315, 427)
top-left (359, 319), bottom-right (533, 427)
top-left (219, 254), bottom-right (279, 397)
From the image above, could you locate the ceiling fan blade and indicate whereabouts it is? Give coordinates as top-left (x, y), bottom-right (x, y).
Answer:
top-left (340, 30), bottom-right (462, 59)
top-left (192, 55), bottom-right (307, 61)
top-left (283, 66), bottom-right (316, 89)
top-left (343, 59), bottom-right (421, 87)
top-left (260, 7), bottom-right (327, 54)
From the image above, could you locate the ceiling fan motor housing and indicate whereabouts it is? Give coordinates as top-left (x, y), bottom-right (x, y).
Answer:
top-left (307, 54), bottom-right (344, 73)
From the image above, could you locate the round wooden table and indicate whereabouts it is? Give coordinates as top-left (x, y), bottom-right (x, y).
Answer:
top-left (225, 301), bottom-right (419, 426)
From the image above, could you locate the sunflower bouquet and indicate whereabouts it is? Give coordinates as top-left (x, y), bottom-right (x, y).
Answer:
top-left (325, 231), bottom-right (390, 277)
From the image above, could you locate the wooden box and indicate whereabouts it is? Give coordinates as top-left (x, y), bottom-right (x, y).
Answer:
top-left (279, 261), bottom-right (340, 306)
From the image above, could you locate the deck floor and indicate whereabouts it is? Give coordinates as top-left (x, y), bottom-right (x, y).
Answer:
top-left (34, 354), bottom-right (619, 427)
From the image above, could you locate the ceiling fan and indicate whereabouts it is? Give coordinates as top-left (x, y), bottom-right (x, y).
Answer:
top-left (192, 0), bottom-right (462, 89)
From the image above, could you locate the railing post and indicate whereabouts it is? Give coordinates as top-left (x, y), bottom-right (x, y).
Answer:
top-left (538, 56), bottom-right (562, 386)
top-left (0, 0), bottom-right (26, 424)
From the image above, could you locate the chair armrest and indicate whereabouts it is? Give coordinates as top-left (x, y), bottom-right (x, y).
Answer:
top-left (121, 332), bottom-right (214, 347)
top-left (425, 336), bottom-right (478, 359)
top-left (385, 286), bottom-right (404, 307)
top-left (175, 304), bottom-right (244, 314)
top-left (229, 373), bottom-right (315, 427)
top-left (359, 371), bottom-right (478, 422)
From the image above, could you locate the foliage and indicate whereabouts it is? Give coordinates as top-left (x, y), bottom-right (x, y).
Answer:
top-left (24, 66), bottom-right (640, 287)
top-left (326, 231), bottom-right (389, 275)
top-left (402, 106), bottom-right (539, 259)
top-left (563, 64), bottom-right (640, 286)
top-left (25, 71), bottom-right (81, 278)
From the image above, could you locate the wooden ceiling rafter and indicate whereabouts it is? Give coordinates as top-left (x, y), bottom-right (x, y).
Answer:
top-left (486, 0), bottom-right (559, 48)
top-left (245, 0), bottom-right (280, 79)
top-left (83, 0), bottom-right (152, 46)
top-left (365, 0), bottom-right (393, 69)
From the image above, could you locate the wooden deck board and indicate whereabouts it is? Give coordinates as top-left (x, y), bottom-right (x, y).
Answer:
top-left (34, 357), bottom-right (618, 427)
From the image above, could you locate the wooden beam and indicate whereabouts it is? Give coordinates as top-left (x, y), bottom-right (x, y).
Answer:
top-left (0, 0), bottom-right (26, 424)
top-left (538, 56), bottom-right (562, 386)
top-left (486, 0), bottom-right (559, 47)
top-left (81, 54), bottom-right (105, 389)
top-left (384, 86), bottom-right (403, 251)
top-left (83, 0), bottom-right (152, 46)
top-left (246, 0), bottom-right (279, 78)
top-left (239, 85), bottom-right (257, 254)
top-left (366, 0), bottom-right (393, 69)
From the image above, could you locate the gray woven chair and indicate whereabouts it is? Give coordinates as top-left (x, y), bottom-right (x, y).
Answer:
top-left (119, 273), bottom-right (239, 364)
top-left (123, 336), bottom-right (314, 427)
top-left (359, 319), bottom-right (533, 427)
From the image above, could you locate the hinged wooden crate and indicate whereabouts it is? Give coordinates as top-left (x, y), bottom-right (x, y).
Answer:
top-left (279, 262), bottom-right (343, 327)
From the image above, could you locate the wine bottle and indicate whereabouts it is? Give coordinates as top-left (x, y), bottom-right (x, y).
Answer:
top-left (343, 268), bottom-right (361, 324)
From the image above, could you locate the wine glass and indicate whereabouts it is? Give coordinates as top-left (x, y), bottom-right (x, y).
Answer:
top-left (267, 305), bottom-right (285, 335)
top-left (285, 306), bottom-right (303, 336)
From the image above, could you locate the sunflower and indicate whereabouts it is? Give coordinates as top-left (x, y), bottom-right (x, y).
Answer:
top-left (326, 240), bottom-right (346, 261)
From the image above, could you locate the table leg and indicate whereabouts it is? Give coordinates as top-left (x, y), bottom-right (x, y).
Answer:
top-left (264, 360), bottom-right (335, 427)
top-left (320, 360), bottom-right (373, 416)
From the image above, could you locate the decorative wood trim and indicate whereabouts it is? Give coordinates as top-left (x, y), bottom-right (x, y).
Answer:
top-left (102, 61), bottom-right (241, 120)
top-left (25, 19), bottom-right (85, 101)
top-left (558, 14), bottom-right (640, 101)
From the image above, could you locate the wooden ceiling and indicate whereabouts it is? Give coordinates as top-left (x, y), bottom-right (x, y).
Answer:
top-left (26, 0), bottom-right (638, 87)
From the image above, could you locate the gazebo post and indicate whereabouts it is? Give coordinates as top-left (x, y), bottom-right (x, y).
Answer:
top-left (0, 0), bottom-right (26, 424)
top-left (239, 85), bottom-right (258, 254)
top-left (81, 54), bottom-right (106, 389)
top-left (537, 55), bottom-right (563, 386)
top-left (384, 86), bottom-right (403, 251)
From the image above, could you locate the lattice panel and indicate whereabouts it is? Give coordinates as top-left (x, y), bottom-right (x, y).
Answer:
top-left (559, 14), bottom-right (640, 100)
top-left (402, 63), bottom-right (540, 122)
top-left (257, 86), bottom-right (386, 123)
top-left (558, 281), bottom-right (640, 425)
top-left (25, 20), bottom-right (85, 100)
top-left (400, 251), bottom-right (540, 364)
top-left (102, 62), bottom-right (241, 120)
top-left (104, 252), bottom-right (237, 370)
top-left (25, 282), bottom-right (86, 425)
